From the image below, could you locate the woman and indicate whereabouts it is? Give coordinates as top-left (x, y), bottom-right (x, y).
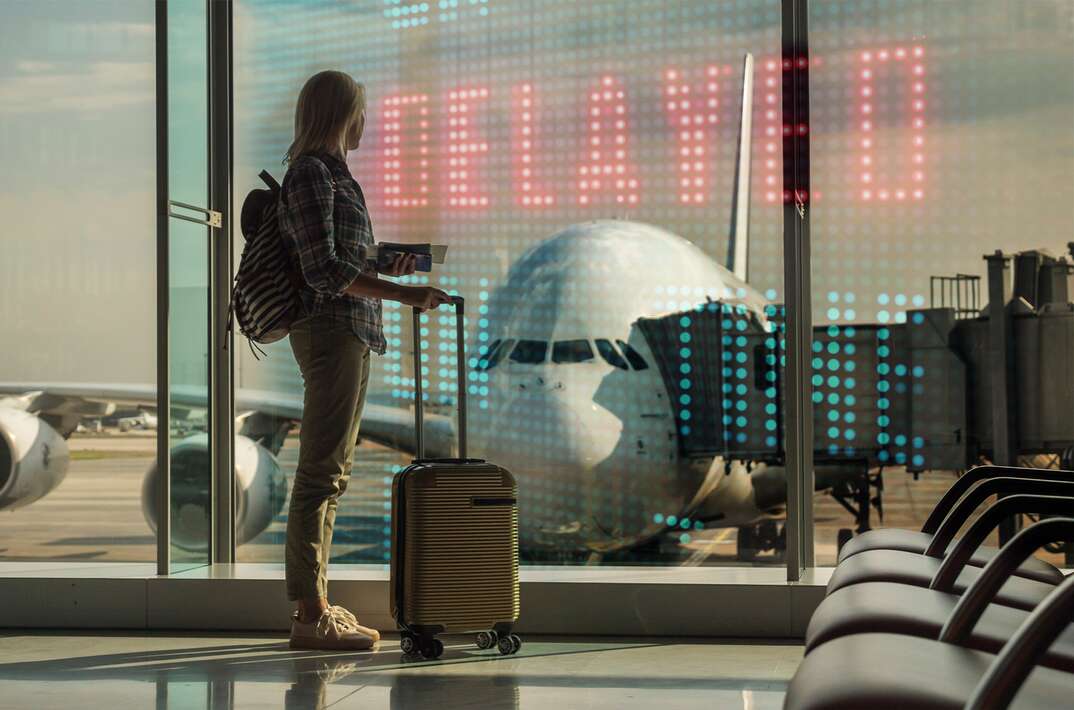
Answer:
top-left (278, 70), bottom-right (450, 651)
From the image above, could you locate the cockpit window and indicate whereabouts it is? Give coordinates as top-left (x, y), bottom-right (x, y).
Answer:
top-left (616, 340), bottom-right (649, 370)
top-left (595, 339), bottom-right (628, 370)
top-left (552, 339), bottom-right (595, 364)
top-left (509, 339), bottom-right (548, 364)
top-left (476, 339), bottom-right (513, 371)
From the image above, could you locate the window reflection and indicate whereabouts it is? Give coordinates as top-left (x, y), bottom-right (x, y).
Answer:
top-left (552, 339), bottom-right (595, 364)
top-left (616, 340), bottom-right (649, 371)
top-left (595, 339), bottom-right (629, 370)
top-left (508, 340), bottom-right (548, 365)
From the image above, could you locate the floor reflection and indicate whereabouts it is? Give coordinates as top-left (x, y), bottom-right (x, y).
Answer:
top-left (0, 634), bottom-right (796, 710)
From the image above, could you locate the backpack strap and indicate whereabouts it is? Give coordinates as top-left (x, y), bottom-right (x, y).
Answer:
top-left (259, 170), bottom-right (281, 192)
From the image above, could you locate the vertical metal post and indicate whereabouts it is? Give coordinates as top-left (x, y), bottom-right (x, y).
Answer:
top-left (155, 0), bottom-right (171, 576)
top-left (984, 251), bottom-right (1019, 543)
top-left (782, 0), bottom-right (814, 580)
top-left (209, 0), bottom-right (235, 565)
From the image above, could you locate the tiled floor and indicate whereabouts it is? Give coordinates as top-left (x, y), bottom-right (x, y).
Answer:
top-left (0, 632), bottom-right (801, 709)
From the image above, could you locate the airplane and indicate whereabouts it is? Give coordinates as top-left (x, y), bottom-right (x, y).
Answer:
top-left (0, 54), bottom-right (864, 562)
top-left (118, 411), bottom-right (158, 432)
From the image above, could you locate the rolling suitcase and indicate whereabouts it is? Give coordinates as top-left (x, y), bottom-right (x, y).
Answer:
top-left (390, 297), bottom-right (521, 660)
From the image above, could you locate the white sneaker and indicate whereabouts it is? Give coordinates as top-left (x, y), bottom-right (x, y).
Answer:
top-left (290, 606), bottom-right (379, 651)
top-left (326, 605), bottom-right (381, 642)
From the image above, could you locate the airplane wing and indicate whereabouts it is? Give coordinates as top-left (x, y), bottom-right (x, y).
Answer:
top-left (235, 388), bottom-right (455, 458)
top-left (0, 382), bottom-right (454, 458)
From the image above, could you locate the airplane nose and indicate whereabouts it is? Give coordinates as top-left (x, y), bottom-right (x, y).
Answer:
top-left (494, 390), bottom-right (605, 469)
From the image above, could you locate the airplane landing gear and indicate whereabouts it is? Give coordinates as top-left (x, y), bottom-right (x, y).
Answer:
top-left (736, 520), bottom-right (786, 563)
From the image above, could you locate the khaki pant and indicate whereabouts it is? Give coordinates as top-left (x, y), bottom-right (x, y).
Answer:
top-left (285, 313), bottom-right (371, 601)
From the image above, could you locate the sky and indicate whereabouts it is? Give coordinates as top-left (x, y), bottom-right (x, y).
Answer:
top-left (0, 1), bottom-right (156, 384)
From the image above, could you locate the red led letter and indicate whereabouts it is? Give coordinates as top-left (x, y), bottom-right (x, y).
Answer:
top-left (446, 86), bottom-right (490, 208)
top-left (577, 76), bottom-right (639, 206)
top-left (381, 94), bottom-right (430, 209)
top-left (758, 57), bottom-right (783, 204)
top-left (512, 84), bottom-right (555, 207)
top-left (663, 66), bottom-right (720, 205)
top-left (858, 45), bottom-right (927, 202)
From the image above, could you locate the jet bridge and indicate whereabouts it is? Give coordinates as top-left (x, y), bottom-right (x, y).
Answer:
top-left (637, 248), bottom-right (1074, 475)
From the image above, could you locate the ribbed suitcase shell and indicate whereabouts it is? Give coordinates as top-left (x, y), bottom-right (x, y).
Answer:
top-left (390, 459), bottom-right (520, 632)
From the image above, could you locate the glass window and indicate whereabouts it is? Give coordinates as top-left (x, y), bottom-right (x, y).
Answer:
top-left (552, 339), bottom-right (595, 364)
top-left (595, 339), bottom-right (629, 370)
top-left (616, 340), bottom-right (650, 371)
top-left (0, 2), bottom-right (157, 562)
top-left (488, 339), bottom-right (514, 370)
top-left (476, 339), bottom-right (501, 370)
top-left (234, 0), bottom-right (785, 569)
top-left (809, 0), bottom-right (1074, 567)
top-left (509, 340), bottom-right (548, 365)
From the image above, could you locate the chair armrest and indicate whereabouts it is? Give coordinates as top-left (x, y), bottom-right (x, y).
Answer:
top-left (925, 478), bottom-right (1074, 557)
top-left (921, 465), bottom-right (1074, 534)
top-left (966, 573), bottom-right (1074, 710)
top-left (938, 517), bottom-right (1074, 639)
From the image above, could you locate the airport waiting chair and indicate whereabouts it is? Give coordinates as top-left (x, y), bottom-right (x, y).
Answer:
top-left (806, 518), bottom-right (1074, 673)
top-left (838, 465), bottom-right (1074, 585)
top-left (826, 482), bottom-right (1074, 610)
top-left (784, 570), bottom-right (1074, 710)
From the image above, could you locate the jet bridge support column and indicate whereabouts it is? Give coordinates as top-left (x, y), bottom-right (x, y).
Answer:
top-left (984, 251), bottom-right (1020, 544)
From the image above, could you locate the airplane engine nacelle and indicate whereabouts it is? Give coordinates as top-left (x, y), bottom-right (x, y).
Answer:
top-left (0, 408), bottom-right (70, 512)
top-left (141, 434), bottom-right (287, 552)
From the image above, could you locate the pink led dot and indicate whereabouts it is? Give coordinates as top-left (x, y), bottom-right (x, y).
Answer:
top-left (628, 195), bottom-right (638, 204)
top-left (913, 46), bottom-right (924, 57)
top-left (878, 50), bottom-right (889, 61)
top-left (862, 69), bottom-right (872, 79)
top-left (862, 51), bottom-right (872, 62)
top-left (862, 190), bottom-right (873, 200)
top-left (667, 69), bottom-right (678, 80)
top-left (602, 76), bottom-right (614, 86)
top-left (913, 190), bottom-right (924, 199)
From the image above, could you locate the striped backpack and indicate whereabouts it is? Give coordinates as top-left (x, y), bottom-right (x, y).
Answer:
top-left (229, 170), bottom-right (304, 356)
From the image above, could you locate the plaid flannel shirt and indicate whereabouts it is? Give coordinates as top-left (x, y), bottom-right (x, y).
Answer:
top-left (278, 151), bottom-right (386, 354)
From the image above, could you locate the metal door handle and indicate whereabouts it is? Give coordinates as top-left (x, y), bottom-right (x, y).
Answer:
top-left (169, 200), bottom-right (223, 228)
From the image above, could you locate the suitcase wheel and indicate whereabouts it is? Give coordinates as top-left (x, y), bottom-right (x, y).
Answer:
top-left (420, 638), bottom-right (445, 660)
top-left (400, 633), bottom-right (418, 656)
top-left (497, 634), bottom-right (522, 656)
top-left (476, 631), bottom-right (496, 650)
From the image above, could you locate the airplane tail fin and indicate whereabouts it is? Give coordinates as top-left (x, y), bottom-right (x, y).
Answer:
top-left (727, 52), bottom-right (754, 283)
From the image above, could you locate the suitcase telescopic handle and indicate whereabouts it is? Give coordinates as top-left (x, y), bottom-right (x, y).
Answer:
top-left (412, 296), bottom-right (467, 460)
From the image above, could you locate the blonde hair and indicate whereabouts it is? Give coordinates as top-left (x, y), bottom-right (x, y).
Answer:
top-left (284, 70), bottom-right (366, 164)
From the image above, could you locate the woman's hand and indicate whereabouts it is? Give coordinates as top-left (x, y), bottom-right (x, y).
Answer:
top-left (401, 286), bottom-right (453, 312)
top-left (380, 251), bottom-right (417, 277)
